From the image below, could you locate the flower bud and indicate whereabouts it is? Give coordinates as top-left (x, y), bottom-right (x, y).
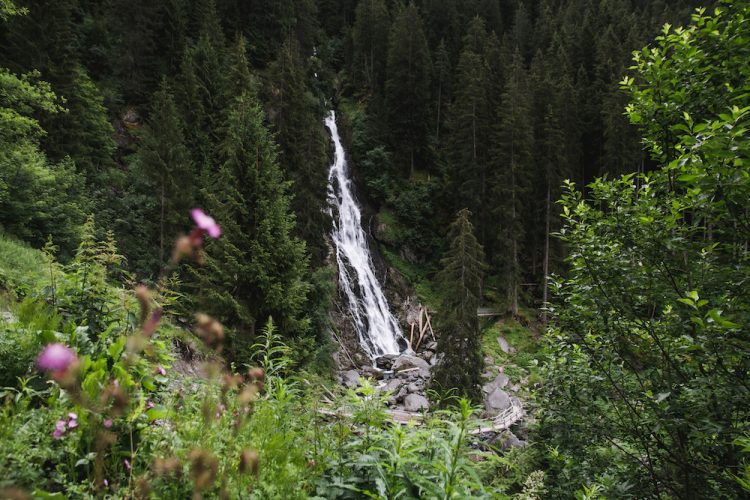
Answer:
top-left (239, 449), bottom-right (259, 476)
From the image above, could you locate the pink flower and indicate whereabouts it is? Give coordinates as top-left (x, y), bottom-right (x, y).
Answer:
top-left (53, 429), bottom-right (64, 440)
top-left (55, 420), bottom-right (67, 432)
top-left (68, 412), bottom-right (78, 420)
top-left (191, 209), bottom-right (221, 239)
top-left (36, 343), bottom-right (77, 372)
top-left (68, 419), bottom-right (78, 429)
top-left (157, 366), bottom-right (166, 376)
top-left (146, 400), bottom-right (154, 409)
top-left (103, 419), bottom-right (113, 429)
top-left (124, 459), bottom-right (131, 471)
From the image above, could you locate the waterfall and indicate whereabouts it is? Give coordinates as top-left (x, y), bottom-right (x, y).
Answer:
top-left (325, 110), bottom-right (403, 358)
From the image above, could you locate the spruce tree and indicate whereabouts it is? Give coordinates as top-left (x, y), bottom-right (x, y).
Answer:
top-left (489, 49), bottom-right (533, 316)
top-left (385, 2), bottom-right (431, 175)
top-left (192, 90), bottom-right (311, 355)
top-left (431, 208), bottom-right (486, 402)
top-left (442, 17), bottom-right (490, 243)
top-left (266, 37), bottom-right (329, 264)
top-left (130, 79), bottom-right (194, 273)
top-left (351, 0), bottom-right (390, 94)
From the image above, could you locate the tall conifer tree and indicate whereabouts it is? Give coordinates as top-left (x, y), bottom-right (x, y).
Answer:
top-left (385, 2), bottom-right (431, 175)
top-left (431, 209), bottom-right (485, 402)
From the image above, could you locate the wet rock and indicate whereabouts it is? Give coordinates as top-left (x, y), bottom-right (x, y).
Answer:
top-left (407, 383), bottom-right (420, 393)
top-left (375, 354), bottom-right (398, 370)
top-left (340, 370), bottom-right (360, 389)
top-left (393, 355), bottom-right (430, 372)
top-left (361, 365), bottom-right (385, 380)
top-left (485, 388), bottom-right (511, 416)
top-left (404, 394), bottom-right (429, 412)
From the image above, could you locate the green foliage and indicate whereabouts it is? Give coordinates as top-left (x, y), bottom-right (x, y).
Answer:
top-left (189, 88), bottom-right (312, 353)
top-left (385, 2), bottom-right (432, 174)
top-left (431, 209), bottom-right (486, 402)
top-left (539, 4), bottom-right (750, 497)
top-left (128, 79), bottom-right (195, 274)
top-left (316, 386), bottom-right (502, 498)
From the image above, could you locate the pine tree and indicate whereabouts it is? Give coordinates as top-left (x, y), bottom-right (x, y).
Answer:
top-left (131, 79), bottom-right (194, 273)
top-left (432, 39), bottom-right (451, 143)
top-left (489, 49), bottom-right (533, 316)
top-left (431, 208), bottom-right (485, 402)
top-left (385, 2), bottom-right (431, 175)
top-left (266, 37), bottom-right (329, 264)
top-left (442, 17), bottom-right (490, 243)
top-left (192, 91), bottom-right (311, 355)
top-left (351, 0), bottom-right (390, 94)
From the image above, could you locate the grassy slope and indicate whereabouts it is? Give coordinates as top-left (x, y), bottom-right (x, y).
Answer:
top-left (0, 233), bottom-right (49, 296)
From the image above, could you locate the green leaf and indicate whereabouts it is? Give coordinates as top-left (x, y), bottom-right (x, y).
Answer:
top-left (146, 405), bottom-right (169, 421)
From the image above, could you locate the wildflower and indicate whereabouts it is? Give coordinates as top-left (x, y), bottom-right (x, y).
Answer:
top-left (156, 366), bottom-right (166, 376)
top-left (146, 400), bottom-right (155, 410)
top-left (191, 209), bottom-right (221, 239)
top-left (124, 459), bottom-right (131, 471)
top-left (53, 419), bottom-right (66, 440)
top-left (36, 343), bottom-right (77, 373)
top-left (68, 419), bottom-right (78, 429)
top-left (103, 419), bottom-right (113, 429)
top-left (68, 412), bottom-right (78, 420)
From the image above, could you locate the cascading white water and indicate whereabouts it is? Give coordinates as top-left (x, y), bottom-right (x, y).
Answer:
top-left (325, 110), bottom-right (403, 358)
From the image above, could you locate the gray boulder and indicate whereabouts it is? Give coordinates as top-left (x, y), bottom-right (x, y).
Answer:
top-left (482, 373), bottom-right (510, 394)
top-left (485, 388), bottom-right (511, 416)
top-left (393, 355), bottom-right (430, 372)
top-left (381, 378), bottom-right (402, 394)
top-left (340, 370), bottom-right (360, 389)
top-left (375, 354), bottom-right (398, 370)
top-left (404, 394), bottom-right (429, 412)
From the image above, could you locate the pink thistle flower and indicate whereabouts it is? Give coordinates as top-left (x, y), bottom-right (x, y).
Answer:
top-left (157, 366), bottom-right (166, 376)
top-left (36, 343), bottom-right (77, 373)
top-left (55, 420), bottom-right (66, 432)
top-left (124, 459), bottom-right (131, 471)
top-left (52, 429), bottom-right (64, 440)
top-left (103, 419), bottom-right (113, 429)
top-left (146, 400), bottom-right (155, 409)
top-left (68, 419), bottom-right (78, 429)
top-left (68, 412), bottom-right (78, 420)
top-left (191, 209), bottom-right (221, 239)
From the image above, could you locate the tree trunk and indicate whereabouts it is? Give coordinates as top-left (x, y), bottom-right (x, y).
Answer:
top-left (542, 183), bottom-right (551, 322)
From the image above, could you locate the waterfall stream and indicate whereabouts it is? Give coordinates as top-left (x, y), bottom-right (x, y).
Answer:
top-left (325, 110), bottom-right (403, 358)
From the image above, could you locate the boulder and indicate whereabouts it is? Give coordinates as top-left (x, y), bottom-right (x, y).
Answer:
top-left (485, 388), bottom-right (511, 416)
top-left (381, 378), bottom-right (402, 394)
top-left (375, 354), bottom-right (398, 370)
top-left (497, 335), bottom-right (517, 354)
top-left (407, 383), bottom-right (420, 393)
top-left (340, 370), bottom-right (360, 389)
top-left (482, 373), bottom-right (510, 394)
top-left (501, 431), bottom-right (525, 450)
top-left (361, 365), bottom-right (385, 380)
top-left (395, 386), bottom-right (408, 401)
top-left (393, 355), bottom-right (430, 372)
top-left (404, 394), bottom-right (429, 412)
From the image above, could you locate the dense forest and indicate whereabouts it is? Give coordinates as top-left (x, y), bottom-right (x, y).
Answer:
top-left (1, 0), bottom-right (749, 497)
